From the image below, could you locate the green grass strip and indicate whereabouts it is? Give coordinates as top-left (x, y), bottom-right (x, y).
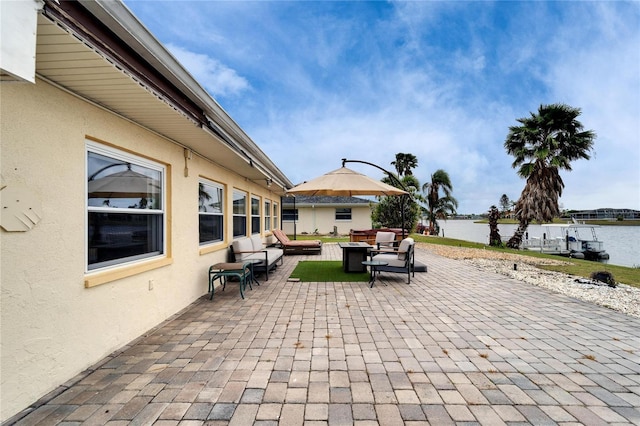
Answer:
top-left (290, 261), bottom-right (369, 282)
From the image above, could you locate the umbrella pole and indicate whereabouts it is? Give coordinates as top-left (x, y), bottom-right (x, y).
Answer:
top-left (401, 194), bottom-right (406, 239)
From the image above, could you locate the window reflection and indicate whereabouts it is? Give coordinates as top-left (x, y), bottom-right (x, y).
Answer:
top-left (199, 181), bottom-right (224, 244)
top-left (88, 152), bottom-right (161, 210)
top-left (86, 147), bottom-right (164, 271)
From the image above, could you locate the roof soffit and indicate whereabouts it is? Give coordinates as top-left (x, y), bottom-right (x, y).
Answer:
top-left (35, 0), bottom-right (292, 191)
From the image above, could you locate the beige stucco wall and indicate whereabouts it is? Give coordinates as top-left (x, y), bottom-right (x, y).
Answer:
top-left (282, 205), bottom-right (373, 235)
top-left (0, 79), bottom-right (281, 421)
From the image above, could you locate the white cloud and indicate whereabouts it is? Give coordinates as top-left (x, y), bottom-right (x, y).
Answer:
top-left (540, 4), bottom-right (640, 210)
top-left (166, 43), bottom-right (250, 97)
top-left (126, 0), bottom-right (639, 214)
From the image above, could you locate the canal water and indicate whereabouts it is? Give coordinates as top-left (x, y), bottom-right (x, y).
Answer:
top-left (436, 220), bottom-right (640, 268)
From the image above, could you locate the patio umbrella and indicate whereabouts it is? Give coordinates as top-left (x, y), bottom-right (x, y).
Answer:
top-left (88, 168), bottom-right (160, 199)
top-left (286, 166), bottom-right (408, 197)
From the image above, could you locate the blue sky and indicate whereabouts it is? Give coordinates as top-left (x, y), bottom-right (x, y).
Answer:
top-left (124, 1), bottom-right (639, 214)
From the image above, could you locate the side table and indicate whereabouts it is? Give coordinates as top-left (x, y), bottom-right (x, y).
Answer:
top-left (208, 262), bottom-right (252, 300)
top-left (362, 260), bottom-right (388, 288)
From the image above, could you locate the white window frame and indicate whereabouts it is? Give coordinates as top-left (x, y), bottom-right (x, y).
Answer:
top-left (86, 141), bottom-right (166, 272)
top-left (273, 202), bottom-right (279, 230)
top-left (264, 200), bottom-right (272, 231)
top-left (233, 189), bottom-right (247, 238)
top-left (199, 179), bottom-right (224, 245)
top-left (251, 195), bottom-right (261, 235)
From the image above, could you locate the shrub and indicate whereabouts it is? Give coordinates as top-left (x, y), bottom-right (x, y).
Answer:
top-left (590, 271), bottom-right (617, 287)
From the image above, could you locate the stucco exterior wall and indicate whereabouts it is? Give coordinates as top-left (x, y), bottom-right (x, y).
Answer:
top-left (0, 79), bottom-right (281, 421)
top-left (282, 205), bottom-right (372, 235)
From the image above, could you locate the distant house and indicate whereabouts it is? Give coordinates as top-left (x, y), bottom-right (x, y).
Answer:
top-left (1, 1), bottom-right (293, 421)
top-left (569, 208), bottom-right (640, 220)
top-left (282, 195), bottom-right (374, 235)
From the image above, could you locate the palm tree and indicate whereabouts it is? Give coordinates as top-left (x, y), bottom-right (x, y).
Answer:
top-left (499, 194), bottom-right (511, 216)
top-left (488, 205), bottom-right (502, 246)
top-left (421, 169), bottom-right (458, 235)
top-left (391, 153), bottom-right (418, 177)
top-left (505, 103), bottom-right (595, 248)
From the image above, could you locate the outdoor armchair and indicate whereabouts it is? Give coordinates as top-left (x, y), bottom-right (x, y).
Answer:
top-left (272, 229), bottom-right (322, 255)
top-left (369, 237), bottom-right (415, 284)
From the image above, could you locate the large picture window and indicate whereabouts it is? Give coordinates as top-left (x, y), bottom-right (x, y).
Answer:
top-left (87, 143), bottom-right (165, 271)
top-left (233, 190), bottom-right (247, 238)
top-left (199, 180), bottom-right (224, 245)
top-left (264, 200), bottom-right (271, 231)
top-left (251, 196), bottom-right (261, 235)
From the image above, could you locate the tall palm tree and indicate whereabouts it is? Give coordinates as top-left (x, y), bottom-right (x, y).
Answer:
top-left (488, 205), bottom-right (502, 246)
top-left (505, 103), bottom-right (596, 248)
top-left (391, 153), bottom-right (418, 177)
top-left (421, 169), bottom-right (458, 235)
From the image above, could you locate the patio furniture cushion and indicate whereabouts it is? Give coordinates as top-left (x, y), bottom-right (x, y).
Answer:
top-left (375, 231), bottom-right (397, 249)
top-left (250, 235), bottom-right (264, 251)
top-left (231, 238), bottom-right (254, 261)
top-left (370, 252), bottom-right (405, 268)
top-left (397, 237), bottom-right (413, 261)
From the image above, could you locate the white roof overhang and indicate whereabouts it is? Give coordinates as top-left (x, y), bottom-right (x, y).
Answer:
top-left (31, 0), bottom-right (292, 193)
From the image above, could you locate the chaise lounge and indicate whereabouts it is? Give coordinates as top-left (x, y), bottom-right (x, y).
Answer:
top-left (272, 229), bottom-right (322, 255)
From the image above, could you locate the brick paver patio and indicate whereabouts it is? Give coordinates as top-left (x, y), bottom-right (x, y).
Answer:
top-left (10, 244), bottom-right (640, 425)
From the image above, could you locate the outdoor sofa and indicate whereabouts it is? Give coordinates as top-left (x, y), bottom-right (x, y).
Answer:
top-left (230, 235), bottom-right (283, 280)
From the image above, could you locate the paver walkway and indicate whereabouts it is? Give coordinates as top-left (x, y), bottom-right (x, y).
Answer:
top-left (10, 244), bottom-right (640, 425)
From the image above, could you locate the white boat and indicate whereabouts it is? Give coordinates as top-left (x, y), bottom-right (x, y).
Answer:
top-left (521, 219), bottom-right (609, 261)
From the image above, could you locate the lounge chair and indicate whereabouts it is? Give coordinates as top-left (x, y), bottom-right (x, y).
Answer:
top-left (272, 229), bottom-right (322, 255)
top-left (368, 237), bottom-right (415, 284)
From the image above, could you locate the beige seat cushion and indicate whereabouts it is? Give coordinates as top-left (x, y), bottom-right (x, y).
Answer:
top-left (231, 238), bottom-right (254, 261)
top-left (397, 238), bottom-right (414, 261)
top-left (250, 235), bottom-right (264, 251)
top-left (371, 253), bottom-right (405, 268)
top-left (375, 231), bottom-right (396, 248)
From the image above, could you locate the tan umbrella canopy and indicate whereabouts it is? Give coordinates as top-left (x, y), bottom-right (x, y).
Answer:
top-left (88, 169), bottom-right (161, 199)
top-left (287, 167), bottom-right (408, 197)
